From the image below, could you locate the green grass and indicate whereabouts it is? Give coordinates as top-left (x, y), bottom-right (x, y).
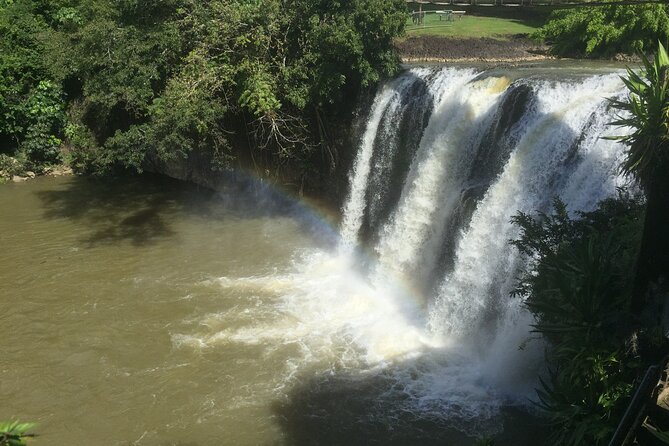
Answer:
top-left (405, 10), bottom-right (547, 39)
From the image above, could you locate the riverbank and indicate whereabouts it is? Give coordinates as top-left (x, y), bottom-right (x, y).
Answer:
top-left (0, 155), bottom-right (73, 183)
top-left (396, 35), bottom-right (551, 64)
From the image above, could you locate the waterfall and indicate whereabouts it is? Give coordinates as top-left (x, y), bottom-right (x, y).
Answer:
top-left (185, 65), bottom-right (632, 439)
top-left (337, 66), bottom-right (630, 430)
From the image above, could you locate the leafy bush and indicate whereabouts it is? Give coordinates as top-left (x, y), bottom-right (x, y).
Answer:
top-left (0, 0), bottom-right (51, 152)
top-left (0, 1), bottom-right (65, 168)
top-left (0, 153), bottom-right (27, 178)
top-left (1, 0), bottom-right (407, 175)
top-left (610, 42), bottom-right (669, 191)
top-left (0, 421), bottom-right (35, 446)
top-left (512, 194), bottom-right (668, 445)
top-left (20, 80), bottom-right (65, 166)
top-left (532, 3), bottom-right (669, 58)
top-left (63, 121), bottom-right (99, 173)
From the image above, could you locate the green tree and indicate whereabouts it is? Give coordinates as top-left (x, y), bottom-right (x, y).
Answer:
top-left (0, 0), bottom-right (61, 156)
top-left (0, 0), bottom-right (407, 175)
top-left (39, 0), bottom-right (406, 175)
top-left (610, 42), bottom-right (669, 312)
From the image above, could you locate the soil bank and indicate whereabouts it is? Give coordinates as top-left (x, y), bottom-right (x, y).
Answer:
top-left (396, 35), bottom-right (551, 63)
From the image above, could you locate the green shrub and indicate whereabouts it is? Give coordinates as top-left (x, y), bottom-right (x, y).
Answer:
top-left (0, 2), bottom-right (66, 168)
top-left (532, 3), bottom-right (669, 58)
top-left (63, 121), bottom-right (100, 173)
top-left (1, 0), bottom-right (407, 175)
top-left (609, 43), bottom-right (669, 312)
top-left (511, 193), bottom-right (668, 445)
top-left (20, 80), bottom-right (66, 166)
top-left (0, 153), bottom-right (27, 178)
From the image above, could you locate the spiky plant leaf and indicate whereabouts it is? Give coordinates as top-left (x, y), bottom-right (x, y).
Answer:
top-left (610, 41), bottom-right (669, 191)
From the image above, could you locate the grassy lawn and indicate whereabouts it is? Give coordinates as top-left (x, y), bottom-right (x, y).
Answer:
top-left (404, 8), bottom-right (550, 39)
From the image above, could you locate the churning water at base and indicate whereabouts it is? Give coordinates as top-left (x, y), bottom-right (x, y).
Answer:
top-left (0, 65), bottom-right (631, 445)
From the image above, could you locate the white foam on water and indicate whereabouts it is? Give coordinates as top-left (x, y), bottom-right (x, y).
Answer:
top-left (173, 249), bottom-right (518, 435)
top-left (177, 251), bottom-right (441, 364)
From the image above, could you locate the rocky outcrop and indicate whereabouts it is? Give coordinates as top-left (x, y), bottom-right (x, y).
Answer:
top-left (145, 137), bottom-right (357, 209)
top-left (0, 158), bottom-right (73, 183)
top-left (145, 150), bottom-right (245, 193)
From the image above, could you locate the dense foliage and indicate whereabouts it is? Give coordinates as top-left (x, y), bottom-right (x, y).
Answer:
top-left (532, 3), bottom-right (669, 58)
top-left (0, 0), bottom-right (407, 176)
top-left (512, 194), bottom-right (668, 446)
top-left (511, 43), bottom-right (669, 445)
top-left (0, 1), bottom-right (66, 169)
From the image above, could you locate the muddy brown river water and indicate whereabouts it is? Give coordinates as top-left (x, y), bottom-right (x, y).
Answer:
top-left (0, 175), bottom-right (543, 445)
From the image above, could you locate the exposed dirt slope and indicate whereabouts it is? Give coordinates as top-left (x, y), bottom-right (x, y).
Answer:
top-left (396, 35), bottom-right (550, 63)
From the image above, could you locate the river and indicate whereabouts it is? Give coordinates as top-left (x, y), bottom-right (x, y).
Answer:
top-left (0, 175), bottom-right (326, 445)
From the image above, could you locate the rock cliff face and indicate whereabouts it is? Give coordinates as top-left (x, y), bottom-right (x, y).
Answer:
top-left (145, 136), bottom-right (355, 209)
top-left (146, 149), bottom-right (226, 192)
top-left (144, 108), bottom-right (365, 208)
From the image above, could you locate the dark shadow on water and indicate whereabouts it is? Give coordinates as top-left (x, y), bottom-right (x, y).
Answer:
top-left (36, 173), bottom-right (339, 248)
top-left (271, 365), bottom-right (548, 446)
top-left (36, 174), bottom-right (205, 247)
top-left (85, 207), bottom-right (175, 247)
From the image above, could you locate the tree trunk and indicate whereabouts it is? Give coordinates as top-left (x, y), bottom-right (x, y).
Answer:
top-left (631, 173), bottom-right (669, 313)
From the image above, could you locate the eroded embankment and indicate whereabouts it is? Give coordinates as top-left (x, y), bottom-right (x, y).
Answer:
top-left (396, 35), bottom-right (551, 63)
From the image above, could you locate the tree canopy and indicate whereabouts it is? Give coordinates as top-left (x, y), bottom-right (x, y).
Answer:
top-left (0, 0), bottom-right (407, 175)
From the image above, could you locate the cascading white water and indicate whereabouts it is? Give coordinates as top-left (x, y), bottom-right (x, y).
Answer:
top-left (340, 67), bottom-right (467, 251)
top-left (333, 67), bottom-right (631, 429)
top-left (340, 74), bottom-right (420, 250)
top-left (429, 74), bottom-right (628, 339)
top-left (175, 66), bottom-right (632, 439)
top-left (373, 71), bottom-right (508, 296)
